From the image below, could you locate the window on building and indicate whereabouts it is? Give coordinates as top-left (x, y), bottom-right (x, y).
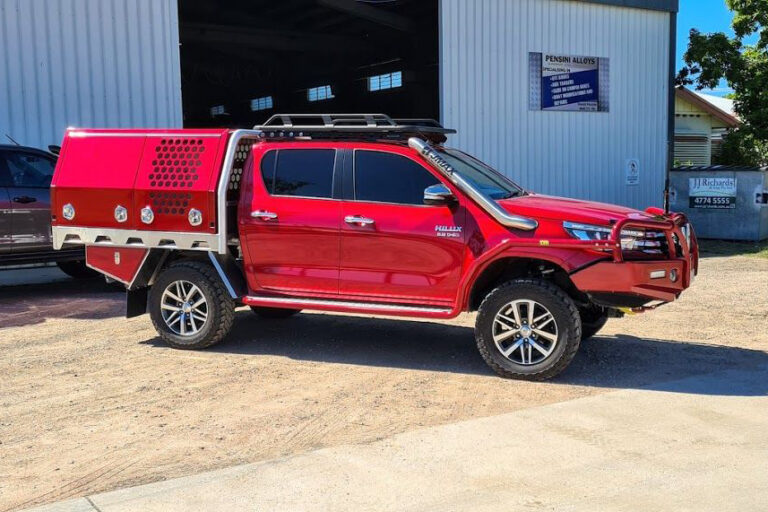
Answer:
top-left (262, 149), bottom-right (335, 198)
top-left (368, 71), bottom-right (402, 92)
top-left (674, 134), bottom-right (711, 166)
top-left (354, 150), bottom-right (439, 205)
top-left (250, 96), bottom-right (274, 112)
top-left (308, 85), bottom-right (334, 102)
top-left (210, 105), bottom-right (226, 117)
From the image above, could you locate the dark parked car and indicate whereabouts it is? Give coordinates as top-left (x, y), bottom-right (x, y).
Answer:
top-left (0, 144), bottom-right (92, 277)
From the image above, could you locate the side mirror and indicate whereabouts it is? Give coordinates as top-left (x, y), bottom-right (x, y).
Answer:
top-left (424, 184), bottom-right (456, 205)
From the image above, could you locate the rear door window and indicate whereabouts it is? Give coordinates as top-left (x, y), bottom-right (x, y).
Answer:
top-left (354, 150), bottom-right (439, 205)
top-left (261, 149), bottom-right (335, 199)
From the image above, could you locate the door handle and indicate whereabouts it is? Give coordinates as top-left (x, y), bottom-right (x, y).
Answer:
top-left (344, 215), bottom-right (375, 227)
top-left (250, 210), bottom-right (278, 221)
top-left (12, 196), bottom-right (37, 204)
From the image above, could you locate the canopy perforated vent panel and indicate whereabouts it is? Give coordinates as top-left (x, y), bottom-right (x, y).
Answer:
top-left (227, 139), bottom-right (259, 200)
top-left (149, 138), bottom-right (205, 189)
top-left (149, 192), bottom-right (192, 216)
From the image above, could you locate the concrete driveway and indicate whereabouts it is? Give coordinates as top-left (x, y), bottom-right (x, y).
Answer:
top-left (28, 362), bottom-right (768, 512)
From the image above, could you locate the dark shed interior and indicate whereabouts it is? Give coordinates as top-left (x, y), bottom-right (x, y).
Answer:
top-left (178, 0), bottom-right (439, 128)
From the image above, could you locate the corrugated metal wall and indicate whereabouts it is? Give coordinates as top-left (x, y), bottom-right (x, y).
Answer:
top-left (440, 0), bottom-right (671, 209)
top-left (0, 0), bottom-right (182, 149)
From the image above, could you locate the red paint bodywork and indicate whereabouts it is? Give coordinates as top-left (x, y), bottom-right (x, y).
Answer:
top-left (52, 129), bottom-right (229, 233)
top-left (236, 140), bottom-right (697, 315)
top-left (53, 130), bottom-right (699, 318)
top-left (86, 246), bottom-right (148, 285)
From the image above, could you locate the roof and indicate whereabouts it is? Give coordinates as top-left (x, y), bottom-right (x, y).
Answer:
top-left (694, 92), bottom-right (737, 118)
top-left (675, 87), bottom-right (740, 128)
top-left (579, 0), bottom-right (678, 13)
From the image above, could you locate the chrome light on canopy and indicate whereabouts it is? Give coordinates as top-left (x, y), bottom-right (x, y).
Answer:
top-left (188, 208), bottom-right (203, 226)
top-left (62, 203), bottom-right (75, 221)
top-left (140, 206), bottom-right (155, 225)
top-left (114, 205), bottom-right (128, 223)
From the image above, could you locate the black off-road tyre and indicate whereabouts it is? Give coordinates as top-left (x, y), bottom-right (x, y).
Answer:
top-left (56, 260), bottom-right (99, 279)
top-left (475, 278), bottom-right (582, 380)
top-left (579, 307), bottom-right (608, 341)
top-left (149, 261), bottom-right (235, 350)
top-left (249, 306), bottom-right (302, 319)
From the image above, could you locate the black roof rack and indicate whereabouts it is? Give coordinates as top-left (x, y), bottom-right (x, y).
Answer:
top-left (254, 114), bottom-right (456, 143)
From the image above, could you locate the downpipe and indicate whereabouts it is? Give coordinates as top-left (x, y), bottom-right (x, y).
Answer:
top-left (408, 137), bottom-right (538, 231)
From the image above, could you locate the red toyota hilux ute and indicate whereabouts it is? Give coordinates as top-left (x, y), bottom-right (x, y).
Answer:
top-left (50, 114), bottom-right (698, 380)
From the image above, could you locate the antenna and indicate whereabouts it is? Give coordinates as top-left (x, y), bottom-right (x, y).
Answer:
top-left (4, 134), bottom-right (20, 146)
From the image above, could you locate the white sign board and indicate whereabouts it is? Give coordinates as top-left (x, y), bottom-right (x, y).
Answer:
top-left (689, 177), bottom-right (737, 209)
top-left (625, 159), bottom-right (640, 186)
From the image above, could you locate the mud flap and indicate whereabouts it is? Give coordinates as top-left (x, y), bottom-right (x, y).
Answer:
top-left (126, 287), bottom-right (148, 318)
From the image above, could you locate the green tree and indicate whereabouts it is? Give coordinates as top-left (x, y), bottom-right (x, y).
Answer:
top-left (678, 0), bottom-right (768, 166)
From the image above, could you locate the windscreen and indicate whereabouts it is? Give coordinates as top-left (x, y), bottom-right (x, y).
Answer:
top-left (436, 149), bottom-right (524, 200)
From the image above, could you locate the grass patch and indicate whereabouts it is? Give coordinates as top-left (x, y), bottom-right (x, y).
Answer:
top-left (698, 239), bottom-right (768, 259)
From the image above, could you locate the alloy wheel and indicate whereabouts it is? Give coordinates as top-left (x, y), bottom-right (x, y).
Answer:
top-left (492, 299), bottom-right (558, 365)
top-left (160, 280), bottom-right (209, 336)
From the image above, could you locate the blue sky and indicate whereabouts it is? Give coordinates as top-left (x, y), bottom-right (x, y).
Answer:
top-left (676, 0), bottom-right (753, 96)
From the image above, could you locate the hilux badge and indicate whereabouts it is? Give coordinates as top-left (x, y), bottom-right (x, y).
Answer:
top-left (435, 225), bottom-right (462, 238)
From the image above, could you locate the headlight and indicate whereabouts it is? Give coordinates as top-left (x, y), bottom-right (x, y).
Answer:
top-left (563, 221), bottom-right (665, 254)
top-left (562, 221), bottom-right (611, 241)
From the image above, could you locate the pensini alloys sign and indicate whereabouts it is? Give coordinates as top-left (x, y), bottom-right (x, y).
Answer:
top-left (689, 177), bottom-right (737, 209)
top-left (529, 53), bottom-right (609, 112)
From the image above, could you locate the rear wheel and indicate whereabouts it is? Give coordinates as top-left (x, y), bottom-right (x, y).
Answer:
top-left (149, 261), bottom-right (234, 350)
top-left (475, 279), bottom-right (581, 380)
top-left (250, 306), bottom-right (301, 319)
top-left (56, 260), bottom-right (99, 279)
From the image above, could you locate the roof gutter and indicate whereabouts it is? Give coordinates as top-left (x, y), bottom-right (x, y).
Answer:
top-left (577, 0), bottom-right (678, 12)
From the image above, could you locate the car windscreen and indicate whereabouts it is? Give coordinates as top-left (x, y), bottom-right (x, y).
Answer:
top-left (436, 149), bottom-right (524, 200)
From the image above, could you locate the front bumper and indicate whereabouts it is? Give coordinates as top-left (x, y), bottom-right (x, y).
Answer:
top-left (570, 210), bottom-right (698, 305)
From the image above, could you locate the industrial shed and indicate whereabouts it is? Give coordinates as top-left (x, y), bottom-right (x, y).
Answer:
top-left (0, 0), bottom-right (677, 209)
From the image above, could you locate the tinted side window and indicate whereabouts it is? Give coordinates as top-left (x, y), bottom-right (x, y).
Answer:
top-left (267, 149), bottom-right (335, 198)
top-left (355, 150), bottom-right (439, 205)
top-left (0, 155), bottom-right (12, 187)
top-left (259, 150), bottom-right (277, 192)
top-left (4, 151), bottom-right (55, 188)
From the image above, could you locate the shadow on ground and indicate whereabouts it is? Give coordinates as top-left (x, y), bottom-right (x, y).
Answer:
top-left (142, 310), bottom-right (768, 397)
top-left (0, 276), bottom-right (123, 329)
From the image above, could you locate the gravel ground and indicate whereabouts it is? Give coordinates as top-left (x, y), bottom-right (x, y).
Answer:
top-left (1, 255), bottom-right (767, 511)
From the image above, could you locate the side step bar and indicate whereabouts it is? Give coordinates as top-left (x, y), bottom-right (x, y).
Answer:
top-left (242, 295), bottom-right (456, 319)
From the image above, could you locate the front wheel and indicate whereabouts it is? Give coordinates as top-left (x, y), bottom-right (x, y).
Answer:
top-left (475, 279), bottom-right (582, 380)
top-left (148, 261), bottom-right (235, 350)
